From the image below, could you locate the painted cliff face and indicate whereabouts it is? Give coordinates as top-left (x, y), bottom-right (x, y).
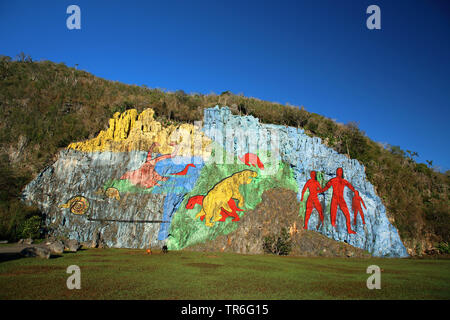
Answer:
top-left (22, 106), bottom-right (408, 257)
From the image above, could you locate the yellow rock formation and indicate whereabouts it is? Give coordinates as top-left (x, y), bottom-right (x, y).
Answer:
top-left (67, 108), bottom-right (211, 157)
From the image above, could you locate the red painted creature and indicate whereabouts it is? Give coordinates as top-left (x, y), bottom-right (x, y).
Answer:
top-left (300, 171), bottom-right (324, 230)
top-left (352, 190), bottom-right (366, 225)
top-left (238, 153), bottom-right (264, 170)
top-left (120, 142), bottom-right (179, 189)
top-left (170, 163), bottom-right (196, 176)
top-left (319, 167), bottom-right (357, 234)
top-left (185, 195), bottom-right (243, 222)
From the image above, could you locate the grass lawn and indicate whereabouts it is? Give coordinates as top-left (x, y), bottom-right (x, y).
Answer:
top-left (0, 248), bottom-right (449, 300)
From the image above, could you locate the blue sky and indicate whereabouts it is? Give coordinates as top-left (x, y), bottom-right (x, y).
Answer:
top-left (1, 0), bottom-right (449, 171)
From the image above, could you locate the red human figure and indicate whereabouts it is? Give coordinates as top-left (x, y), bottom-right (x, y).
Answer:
top-left (320, 167), bottom-right (356, 234)
top-left (238, 153), bottom-right (264, 170)
top-left (300, 171), bottom-right (324, 230)
top-left (352, 190), bottom-right (366, 225)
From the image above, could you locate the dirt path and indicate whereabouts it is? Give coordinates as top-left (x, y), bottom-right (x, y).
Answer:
top-left (0, 243), bottom-right (50, 253)
top-left (0, 243), bottom-right (51, 262)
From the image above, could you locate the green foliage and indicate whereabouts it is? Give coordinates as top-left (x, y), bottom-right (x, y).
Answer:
top-left (0, 156), bottom-right (43, 241)
top-left (18, 215), bottom-right (42, 239)
top-left (436, 242), bottom-right (449, 254)
top-left (0, 199), bottom-right (41, 241)
top-left (263, 228), bottom-right (292, 255)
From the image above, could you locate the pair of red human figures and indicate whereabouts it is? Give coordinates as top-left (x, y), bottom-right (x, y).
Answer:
top-left (300, 168), bottom-right (366, 234)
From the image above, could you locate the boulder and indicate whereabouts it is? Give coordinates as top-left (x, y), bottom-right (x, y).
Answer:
top-left (64, 239), bottom-right (80, 252)
top-left (346, 250), bottom-right (355, 258)
top-left (20, 247), bottom-right (51, 259)
top-left (80, 241), bottom-right (95, 248)
top-left (18, 238), bottom-right (33, 245)
top-left (97, 240), bottom-right (107, 249)
top-left (48, 240), bottom-right (65, 254)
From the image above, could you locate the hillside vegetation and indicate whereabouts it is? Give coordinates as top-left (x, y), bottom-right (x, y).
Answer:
top-left (0, 54), bottom-right (448, 255)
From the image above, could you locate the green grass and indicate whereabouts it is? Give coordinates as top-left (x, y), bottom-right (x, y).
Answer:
top-left (0, 248), bottom-right (449, 300)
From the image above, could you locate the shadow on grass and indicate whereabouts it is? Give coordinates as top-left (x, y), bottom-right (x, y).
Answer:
top-left (0, 252), bottom-right (22, 263)
top-left (0, 252), bottom-right (65, 263)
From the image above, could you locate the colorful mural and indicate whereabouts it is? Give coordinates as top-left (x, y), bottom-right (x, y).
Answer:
top-left (23, 106), bottom-right (408, 257)
top-left (120, 142), bottom-right (179, 188)
top-left (105, 155), bottom-right (206, 240)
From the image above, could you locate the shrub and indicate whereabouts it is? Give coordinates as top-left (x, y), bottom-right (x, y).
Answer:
top-left (263, 228), bottom-right (292, 255)
top-left (437, 242), bottom-right (449, 254)
top-left (18, 215), bottom-right (42, 239)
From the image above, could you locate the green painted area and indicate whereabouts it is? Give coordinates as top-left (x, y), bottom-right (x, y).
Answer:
top-left (1, 248), bottom-right (449, 299)
top-left (167, 146), bottom-right (298, 250)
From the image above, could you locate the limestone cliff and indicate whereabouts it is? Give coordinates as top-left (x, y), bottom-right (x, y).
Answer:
top-left (22, 106), bottom-right (408, 257)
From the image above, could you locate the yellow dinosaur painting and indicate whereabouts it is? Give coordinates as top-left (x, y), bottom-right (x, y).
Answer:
top-left (195, 170), bottom-right (258, 227)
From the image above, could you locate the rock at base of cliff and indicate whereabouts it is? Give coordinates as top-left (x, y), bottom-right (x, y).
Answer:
top-left (80, 241), bottom-right (96, 249)
top-left (64, 239), bottom-right (80, 252)
top-left (20, 247), bottom-right (51, 259)
top-left (48, 240), bottom-right (65, 254)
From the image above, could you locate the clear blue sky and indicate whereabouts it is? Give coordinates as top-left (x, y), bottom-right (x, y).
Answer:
top-left (1, 0), bottom-right (449, 171)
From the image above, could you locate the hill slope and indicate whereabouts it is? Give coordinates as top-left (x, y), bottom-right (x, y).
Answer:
top-left (0, 55), bottom-right (448, 255)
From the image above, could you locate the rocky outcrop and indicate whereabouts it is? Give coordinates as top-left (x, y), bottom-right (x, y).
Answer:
top-left (64, 239), bottom-right (80, 252)
top-left (48, 240), bottom-right (64, 254)
top-left (67, 108), bottom-right (211, 156)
